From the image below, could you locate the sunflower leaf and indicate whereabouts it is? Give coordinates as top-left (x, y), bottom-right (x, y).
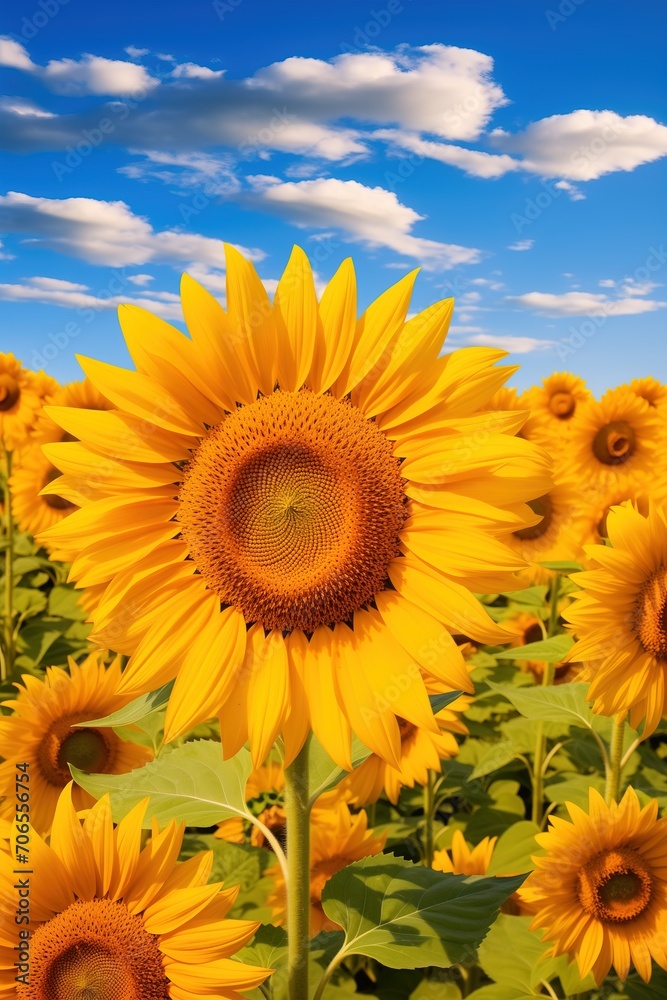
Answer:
top-left (493, 634), bottom-right (573, 662)
top-left (429, 691), bottom-right (463, 713)
top-left (307, 734), bottom-right (373, 806)
top-left (485, 681), bottom-right (606, 733)
top-left (77, 680), bottom-right (175, 728)
top-left (71, 738), bottom-right (253, 827)
top-left (321, 853), bottom-right (525, 969)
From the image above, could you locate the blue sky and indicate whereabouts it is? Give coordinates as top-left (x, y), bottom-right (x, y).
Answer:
top-left (0, 0), bottom-right (665, 394)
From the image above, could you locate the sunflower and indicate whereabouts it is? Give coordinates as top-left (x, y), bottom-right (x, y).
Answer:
top-left (521, 372), bottom-right (591, 448)
top-left (432, 829), bottom-right (497, 875)
top-left (0, 354), bottom-right (55, 451)
top-left (215, 760), bottom-right (286, 848)
top-left (339, 699), bottom-right (469, 806)
top-left (0, 653), bottom-right (152, 834)
top-left (505, 478), bottom-right (589, 587)
top-left (0, 785), bottom-right (271, 1000)
top-left (33, 376), bottom-right (113, 446)
top-left (564, 501), bottom-right (667, 736)
top-left (520, 786), bottom-right (667, 984)
top-left (568, 386), bottom-right (663, 491)
top-left (40, 245), bottom-right (551, 770)
top-left (575, 476), bottom-right (659, 553)
top-left (268, 798), bottom-right (386, 934)
top-left (629, 376), bottom-right (667, 412)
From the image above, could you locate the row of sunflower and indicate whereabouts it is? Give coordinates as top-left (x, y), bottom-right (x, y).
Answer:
top-left (0, 246), bottom-right (666, 1000)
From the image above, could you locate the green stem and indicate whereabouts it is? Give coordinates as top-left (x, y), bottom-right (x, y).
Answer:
top-left (531, 574), bottom-right (561, 826)
top-left (312, 945), bottom-right (346, 1000)
top-left (285, 736), bottom-right (311, 1000)
top-left (605, 718), bottom-right (626, 805)
top-left (2, 451), bottom-right (14, 682)
top-left (423, 770), bottom-right (436, 867)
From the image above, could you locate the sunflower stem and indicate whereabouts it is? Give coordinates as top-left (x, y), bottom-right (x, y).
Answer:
top-left (605, 718), bottom-right (626, 805)
top-left (285, 735), bottom-right (311, 1000)
top-left (423, 769), bottom-right (436, 867)
top-left (530, 574), bottom-right (561, 826)
top-left (1, 450), bottom-right (14, 682)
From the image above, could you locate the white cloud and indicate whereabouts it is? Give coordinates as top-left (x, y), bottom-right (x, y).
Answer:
top-left (172, 63), bottom-right (225, 80)
top-left (127, 273), bottom-right (154, 286)
top-left (469, 277), bottom-right (504, 290)
top-left (554, 179), bottom-right (585, 200)
top-left (508, 290), bottom-right (667, 316)
top-left (246, 176), bottom-right (481, 270)
top-left (449, 324), bottom-right (487, 334)
top-left (0, 191), bottom-right (264, 269)
top-left (0, 275), bottom-right (183, 319)
top-left (598, 278), bottom-right (615, 287)
top-left (156, 53), bottom-right (175, 62)
top-left (456, 332), bottom-right (556, 353)
top-left (508, 239), bottom-right (534, 251)
top-left (125, 46), bottom-right (149, 58)
top-left (0, 240), bottom-right (15, 261)
top-left (620, 277), bottom-right (661, 297)
top-left (0, 37), bottom-right (159, 96)
top-left (375, 129), bottom-right (519, 179)
top-left (0, 97), bottom-right (55, 118)
top-left (491, 110), bottom-right (667, 181)
top-left (119, 150), bottom-right (240, 195)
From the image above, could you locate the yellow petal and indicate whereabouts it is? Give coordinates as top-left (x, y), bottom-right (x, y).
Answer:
top-left (247, 629), bottom-right (290, 767)
top-left (273, 245), bottom-right (318, 392)
top-left (43, 406), bottom-right (192, 463)
top-left (224, 244), bottom-right (277, 396)
top-left (310, 257), bottom-right (357, 393)
top-left (283, 630), bottom-right (311, 767)
top-left (303, 626), bottom-right (352, 771)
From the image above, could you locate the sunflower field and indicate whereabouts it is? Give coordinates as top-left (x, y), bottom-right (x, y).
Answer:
top-left (1, 247), bottom-right (666, 1000)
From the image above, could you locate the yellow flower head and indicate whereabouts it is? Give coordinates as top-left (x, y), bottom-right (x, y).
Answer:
top-left (268, 798), bottom-right (386, 935)
top-left (520, 786), bottom-right (667, 985)
top-left (0, 786), bottom-right (271, 999)
top-left (433, 829), bottom-right (497, 875)
top-left (340, 700), bottom-right (469, 805)
top-left (39, 245), bottom-right (551, 770)
top-left (568, 386), bottom-right (663, 490)
top-left (0, 653), bottom-right (152, 834)
top-left (505, 477), bottom-right (589, 586)
top-left (565, 501), bottom-right (667, 735)
top-left (629, 376), bottom-right (667, 412)
top-left (522, 372), bottom-right (591, 447)
top-left (0, 354), bottom-right (55, 451)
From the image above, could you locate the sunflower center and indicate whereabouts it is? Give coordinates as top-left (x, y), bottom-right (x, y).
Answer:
top-left (634, 568), bottom-right (667, 659)
top-left (577, 847), bottom-right (653, 923)
top-left (592, 420), bottom-right (636, 465)
top-left (513, 495), bottom-right (553, 541)
top-left (548, 391), bottom-right (575, 418)
top-left (24, 898), bottom-right (169, 1000)
top-left (43, 466), bottom-right (76, 512)
top-left (38, 716), bottom-right (115, 786)
top-left (523, 622), bottom-right (544, 644)
top-left (397, 716), bottom-right (416, 742)
top-left (178, 389), bottom-right (406, 632)
top-left (0, 374), bottom-right (20, 412)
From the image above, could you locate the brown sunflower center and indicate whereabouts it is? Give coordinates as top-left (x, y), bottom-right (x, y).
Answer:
top-left (634, 568), bottom-right (667, 659)
top-left (0, 374), bottom-right (20, 412)
top-left (592, 420), bottom-right (636, 465)
top-left (513, 495), bottom-right (553, 541)
top-left (178, 389), bottom-right (406, 632)
top-left (548, 390), bottom-right (575, 418)
top-left (397, 716), bottom-right (416, 742)
top-left (523, 622), bottom-right (544, 645)
top-left (577, 847), bottom-right (653, 923)
top-left (24, 898), bottom-right (169, 1000)
top-left (43, 466), bottom-right (76, 512)
top-left (38, 716), bottom-right (116, 786)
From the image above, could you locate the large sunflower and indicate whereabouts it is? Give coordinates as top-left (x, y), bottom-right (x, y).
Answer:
top-left (568, 386), bottom-right (663, 490)
top-left (40, 245), bottom-right (550, 769)
top-left (564, 501), bottom-right (667, 736)
top-left (339, 699), bottom-right (469, 805)
top-left (0, 353), bottom-right (55, 451)
top-left (521, 372), bottom-right (591, 448)
top-left (520, 786), bottom-right (667, 984)
top-left (268, 798), bottom-right (386, 934)
top-left (0, 785), bottom-right (271, 1000)
top-left (0, 653), bottom-right (152, 834)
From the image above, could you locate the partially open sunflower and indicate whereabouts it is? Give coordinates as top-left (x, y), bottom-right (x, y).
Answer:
top-left (40, 245), bottom-right (550, 769)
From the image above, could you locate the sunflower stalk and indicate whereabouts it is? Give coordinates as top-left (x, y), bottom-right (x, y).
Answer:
top-left (605, 718), bottom-right (626, 804)
top-left (530, 573), bottom-right (561, 826)
top-left (1, 450), bottom-right (14, 682)
top-left (284, 735), bottom-right (312, 1000)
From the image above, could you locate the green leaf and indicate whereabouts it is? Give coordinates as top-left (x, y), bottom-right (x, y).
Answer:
top-left (478, 915), bottom-right (561, 992)
top-left (308, 734), bottom-right (373, 806)
top-left (47, 585), bottom-right (88, 621)
top-left (545, 773), bottom-right (605, 809)
top-left (235, 922), bottom-right (287, 972)
top-left (494, 634), bottom-right (573, 662)
top-left (538, 560), bottom-right (584, 573)
top-left (429, 691), bottom-right (463, 714)
top-left (71, 738), bottom-right (253, 828)
top-left (500, 586), bottom-right (548, 607)
top-left (78, 681), bottom-right (174, 729)
top-left (486, 822), bottom-right (540, 876)
top-left (469, 741), bottom-right (525, 780)
top-left (321, 853), bottom-right (525, 969)
top-left (486, 681), bottom-right (604, 733)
